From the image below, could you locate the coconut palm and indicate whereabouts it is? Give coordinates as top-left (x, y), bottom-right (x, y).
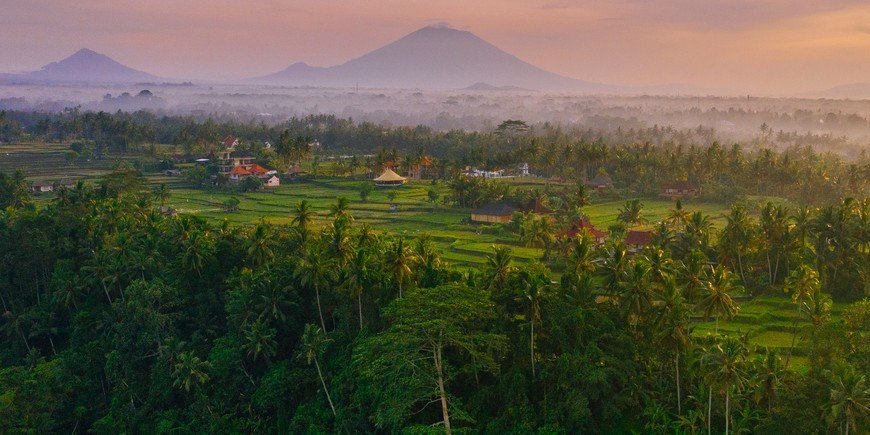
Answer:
top-left (484, 246), bottom-right (514, 291)
top-left (696, 266), bottom-right (741, 332)
top-left (342, 248), bottom-right (371, 329)
top-left (517, 271), bottom-right (547, 378)
top-left (618, 261), bottom-right (655, 331)
top-left (247, 224), bottom-right (274, 267)
top-left (655, 277), bottom-right (692, 415)
top-left (172, 351), bottom-right (211, 393)
top-left (702, 337), bottom-right (748, 435)
top-left (385, 238), bottom-right (413, 298)
top-left (719, 205), bottom-right (755, 283)
top-left (292, 199), bottom-right (316, 234)
top-left (824, 368), bottom-right (869, 435)
top-left (297, 324), bottom-right (337, 417)
top-left (618, 199), bottom-right (647, 227)
top-left (295, 246), bottom-right (334, 331)
top-left (329, 197), bottom-right (352, 220)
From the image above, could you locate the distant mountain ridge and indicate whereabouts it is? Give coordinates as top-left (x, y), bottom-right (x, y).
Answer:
top-left (8, 48), bottom-right (160, 84)
top-left (251, 26), bottom-right (616, 93)
top-left (814, 83), bottom-right (870, 99)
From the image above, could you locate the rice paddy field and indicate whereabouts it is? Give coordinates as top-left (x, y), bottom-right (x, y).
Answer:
top-left (3, 141), bottom-right (839, 358)
top-left (692, 295), bottom-right (849, 370)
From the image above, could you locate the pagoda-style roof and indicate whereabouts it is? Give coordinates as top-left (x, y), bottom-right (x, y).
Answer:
top-left (374, 168), bottom-right (407, 182)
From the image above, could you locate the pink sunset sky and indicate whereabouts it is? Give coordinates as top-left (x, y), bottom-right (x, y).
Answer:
top-left (1, 0), bottom-right (868, 94)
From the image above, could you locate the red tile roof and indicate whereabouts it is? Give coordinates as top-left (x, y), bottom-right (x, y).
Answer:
top-left (222, 136), bottom-right (238, 147)
top-left (229, 166), bottom-right (251, 176)
top-left (626, 230), bottom-right (653, 246)
top-left (248, 163), bottom-right (270, 175)
top-left (566, 218), bottom-right (607, 239)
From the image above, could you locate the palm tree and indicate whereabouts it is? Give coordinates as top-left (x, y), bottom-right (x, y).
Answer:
top-left (153, 183), bottom-right (170, 206)
top-left (297, 324), bottom-right (337, 417)
top-left (385, 238), bottom-right (413, 298)
top-left (295, 247), bottom-right (334, 331)
top-left (749, 348), bottom-right (785, 413)
top-left (329, 197), bottom-right (352, 220)
top-left (618, 199), bottom-right (647, 227)
top-left (342, 248), bottom-right (370, 329)
top-left (247, 224), bottom-right (274, 267)
top-left (696, 266), bottom-right (741, 332)
top-left (702, 337), bottom-right (748, 435)
top-left (618, 261), bottom-right (655, 331)
top-left (242, 319), bottom-right (277, 363)
top-left (292, 199), bottom-right (316, 234)
top-left (824, 368), bottom-right (869, 435)
top-left (719, 205), bottom-right (755, 284)
top-left (484, 246), bottom-right (514, 291)
top-left (566, 231), bottom-right (597, 276)
top-left (518, 271), bottom-right (547, 378)
top-left (783, 264), bottom-right (821, 367)
top-left (172, 351), bottom-right (211, 392)
top-left (656, 277), bottom-right (692, 415)
top-left (666, 200), bottom-right (690, 229)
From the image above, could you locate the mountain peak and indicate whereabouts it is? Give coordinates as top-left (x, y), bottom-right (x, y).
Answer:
top-left (253, 26), bottom-right (614, 92)
top-left (19, 48), bottom-right (160, 83)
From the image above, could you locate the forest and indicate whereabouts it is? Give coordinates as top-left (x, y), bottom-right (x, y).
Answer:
top-left (0, 160), bottom-right (867, 432)
top-left (1, 109), bottom-right (868, 432)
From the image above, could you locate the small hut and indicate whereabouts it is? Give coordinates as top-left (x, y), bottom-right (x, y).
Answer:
top-left (374, 168), bottom-right (407, 187)
top-left (471, 203), bottom-right (516, 224)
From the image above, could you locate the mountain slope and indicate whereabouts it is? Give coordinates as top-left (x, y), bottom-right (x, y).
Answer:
top-left (17, 48), bottom-right (160, 83)
top-left (252, 26), bottom-right (615, 92)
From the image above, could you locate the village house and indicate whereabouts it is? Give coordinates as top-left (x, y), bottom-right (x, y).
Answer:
top-left (470, 203), bottom-right (516, 224)
top-left (222, 135), bottom-right (239, 149)
top-left (660, 181), bottom-right (699, 199)
top-left (625, 230), bottom-right (654, 253)
top-left (58, 178), bottom-right (77, 189)
top-left (218, 144), bottom-right (279, 186)
top-left (584, 174), bottom-right (613, 190)
top-left (265, 175), bottom-right (281, 187)
top-left (518, 163), bottom-right (530, 176)
top-left (408, 156), bottom-right (437, 180)
top-left (466, 168), bottom-right (505, 179)
top-left (374, 168), bottom-right (407, 187)
top-left (565, 218), bottom-right (607, 245)
top-left (381, 160), bottom-right (402, 173)
top-left (31, 181), bottom-right (53, 194)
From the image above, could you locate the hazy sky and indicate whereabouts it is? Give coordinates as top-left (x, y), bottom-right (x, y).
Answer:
top-left (1, 0), bottom-right (868, 94)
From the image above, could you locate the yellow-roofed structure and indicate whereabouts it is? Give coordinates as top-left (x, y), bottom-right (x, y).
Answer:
top-left (374, 168), bottom-right (407, 186)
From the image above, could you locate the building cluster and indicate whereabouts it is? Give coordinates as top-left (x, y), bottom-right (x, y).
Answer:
top-left (218, 136), bottom-right (280, 187)
top-left (469, 205), bottom-right (654, 252)
top-left (462, 163), bottom-right (530, 179)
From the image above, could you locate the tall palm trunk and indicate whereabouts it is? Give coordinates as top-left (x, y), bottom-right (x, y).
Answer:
top-left (357, 292), bottom-right (363, 329)
top-left (530, 320), bottom-right (536, 378)
top-left (785, 319), bottom-right (798, 368)
top-left (707, 387), bottom-right (712, 435)
top-left (314, 357), bottom-right (336, 417)
top-left (434, 343), bottom-right (452, 435)
top-left (675, 352), bottom-right (681, 415)
top-left (725, 389), bottom-right (730, 435)
top-left (314, 283), bottom-right (326, 332)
